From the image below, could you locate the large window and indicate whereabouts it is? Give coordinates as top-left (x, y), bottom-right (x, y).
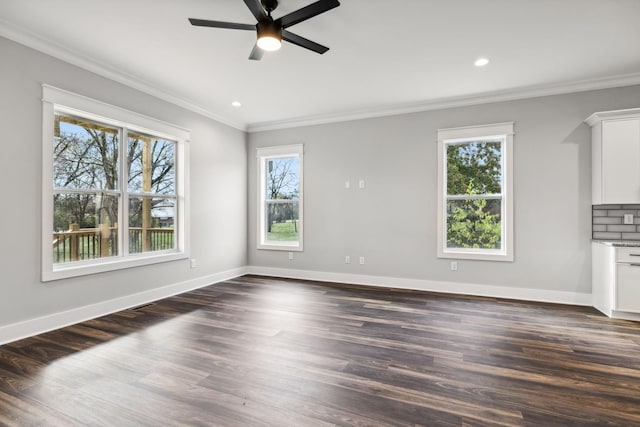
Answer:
top-left (42, 85), bottom-right (189, 281)
top-left (257, 145), bottom-right (303, 250)
top-left (437, 122), bottom-right (513, 261)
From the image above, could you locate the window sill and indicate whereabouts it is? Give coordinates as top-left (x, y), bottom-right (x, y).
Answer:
top-left (438, 249), bottom-right (513, 262)
top-left (257, 243), bottom-right (303, 252)
top-left (43, 251), bottom-right (188, 282)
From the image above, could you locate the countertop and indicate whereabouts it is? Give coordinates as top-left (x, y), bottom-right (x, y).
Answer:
top-left (592, 240), bottom-right (640, 247)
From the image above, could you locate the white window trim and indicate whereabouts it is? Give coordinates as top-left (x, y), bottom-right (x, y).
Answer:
top-left (436, 122), bottom-right (514, 262)
top-left (42, 85), bottom-right (190, 281)
top-left (257, 144), bottom-right (304, 251)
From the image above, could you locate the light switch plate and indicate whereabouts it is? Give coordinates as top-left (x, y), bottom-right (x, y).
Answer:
top-left (624, 214), bottom-right (634, 225)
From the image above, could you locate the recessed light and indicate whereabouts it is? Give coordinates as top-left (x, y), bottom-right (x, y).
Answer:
top-left (474, 58), bottom-right (489, 67)
top-left (231, 101), bottom-right (242, 108)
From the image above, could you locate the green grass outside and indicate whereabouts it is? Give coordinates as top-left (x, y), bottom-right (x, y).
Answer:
top-left (267, 221), bottom-right (299, 242)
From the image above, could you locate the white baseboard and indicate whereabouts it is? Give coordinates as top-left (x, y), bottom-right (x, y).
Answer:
top-left (0, 266), bottom-right (248, 346)
top-left (610, 310), bottom-right (640, 321)
top-left (0, 265), bottom-right (595, 346)
top-left (246, 266), bottom-right (593, 307)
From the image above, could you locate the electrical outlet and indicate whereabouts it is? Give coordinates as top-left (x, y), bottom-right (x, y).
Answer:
top-left (345, 255), bottom-right (351, 264)
top-left (359, 256), bottom-right (365, 265)
top-left (190, 259), bottom-right (197, 268)
top-left (344, 180), bottom-right (350, 189)
top-left (359, 179), bottom-right (365, 189)
top-left (624, 214), bottom-right (634, 225)
top-left (288, 252), bottom-right (294, 260)
top-left (450, 261), bottom-right (458, 271)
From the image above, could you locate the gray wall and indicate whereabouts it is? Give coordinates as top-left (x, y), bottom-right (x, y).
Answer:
top-left (248, 85), bottom-right (640, 295)
top-left (0, 37), bottom-right (247, 327)
top-left (3, 31), bottom-right (640, 330)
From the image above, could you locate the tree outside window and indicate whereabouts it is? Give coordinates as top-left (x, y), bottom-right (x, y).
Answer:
top-left (446, 141), bottom-right (502, 249)
top-left (266, 157), bottom-right (300, 242)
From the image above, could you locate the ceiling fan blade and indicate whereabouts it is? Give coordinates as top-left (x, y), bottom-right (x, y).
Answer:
top-left (188, 18), bottom-right (255, 31)
top-left (249, 43), bottom-right (264, 60)
top-left (276, 0), bottom-right (340, 29)
top-left (282, 30), bottom-right (329, 54)
top-left (243, 0), bottom-right (268, 21)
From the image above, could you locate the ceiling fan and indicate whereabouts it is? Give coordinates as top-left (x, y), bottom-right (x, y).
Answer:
top-left (189, 0), bottom-right (340, 60)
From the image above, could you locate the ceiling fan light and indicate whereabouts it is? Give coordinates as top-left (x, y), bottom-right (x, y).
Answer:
top-left (257, 36), bottom-right (281, 51)
top-left (257, 20), bottom-right (282, 51)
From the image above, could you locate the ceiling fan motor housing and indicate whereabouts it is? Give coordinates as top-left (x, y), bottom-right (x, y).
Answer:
top-left (261, 0), bottom-right (278, 14)
top-left (257, 20), bottom-right (282, 39)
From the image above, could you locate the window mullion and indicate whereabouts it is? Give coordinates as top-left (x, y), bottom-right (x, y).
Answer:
top-left (266, 199), bottom-right (299, 204)
top-left (173, 139), bottom-right (180, 252)
top-left (121, 127), bottom-right (129, 257)
top-left (446, 194), bottom-right (503, 201)
top-left (53, 188), bottom-right (121, 196)
top-left (128, 192), bottom-right (177, 199)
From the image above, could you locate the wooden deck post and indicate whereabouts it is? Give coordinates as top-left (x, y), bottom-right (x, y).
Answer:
top-left (69, 223), bottom-right (80, 261)
top-left (99, 223), bottom-right (110, 258)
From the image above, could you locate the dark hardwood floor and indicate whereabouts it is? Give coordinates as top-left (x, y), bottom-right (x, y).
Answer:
top-left (1, 275), bottom-right (640, 426)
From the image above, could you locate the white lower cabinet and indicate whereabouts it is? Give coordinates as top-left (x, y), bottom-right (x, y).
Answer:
top-left (616, 264), bottom-right (640, 313)
top-left (592, 242), bottom-right (640, 318)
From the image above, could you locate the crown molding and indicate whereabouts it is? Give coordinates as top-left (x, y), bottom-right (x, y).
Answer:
top-left (247, 72), bottom-right (640, 133)
top-left (0, 19), bottom-right (246, 131)
top-left (3, 18), bottom-right (640, 135)
top-left (585, 107), bottom-right (640, 126)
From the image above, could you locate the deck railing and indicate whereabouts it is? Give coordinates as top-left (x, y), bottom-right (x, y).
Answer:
top-left (53, 224), bottom-right (174, 263)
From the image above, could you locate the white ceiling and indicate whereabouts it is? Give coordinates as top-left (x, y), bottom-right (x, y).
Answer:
top-left (1, 0), bottom-right (640, 131)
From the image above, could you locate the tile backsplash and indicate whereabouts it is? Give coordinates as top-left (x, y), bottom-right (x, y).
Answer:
top-left (593, 204), bottom-right (640, 241)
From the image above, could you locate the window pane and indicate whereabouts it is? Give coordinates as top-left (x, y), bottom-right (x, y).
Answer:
top-left (447, 141), bottom-right (502, 195)
top-left (128, 196), bottom-right (175, 254)
top-left (128, 133), bottom-right (176, 195)
top-left (54, 114), bottom-right (119, 191)
top-left (53, 193), bottom-right (119, 263)
top-left (446, 198), bottom-right (501, 249)
top-left (266, 201), bottom-right (299, 242)
top-left (266, 157), bottom-right (299, 200)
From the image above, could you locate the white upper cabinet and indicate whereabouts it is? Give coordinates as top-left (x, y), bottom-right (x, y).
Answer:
top-left (586, 108), bottom-right (640, 204)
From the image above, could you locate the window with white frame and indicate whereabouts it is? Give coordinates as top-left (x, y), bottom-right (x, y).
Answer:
top-left (257, 145), bottom-right (303, 250)
top-left (437, 122), bottom-right (513, 261)
top-left (42, 85), bottom-right (189, 281)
